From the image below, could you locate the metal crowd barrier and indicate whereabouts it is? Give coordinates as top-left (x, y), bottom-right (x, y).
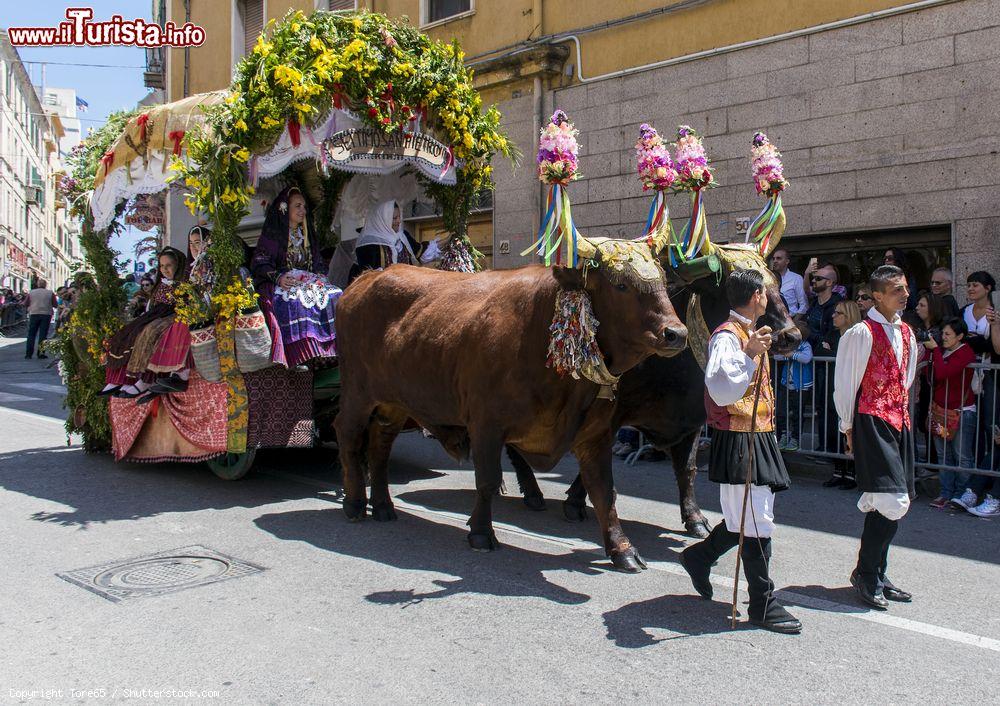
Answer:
top-left (774, 355), bottom-right (1000, 482)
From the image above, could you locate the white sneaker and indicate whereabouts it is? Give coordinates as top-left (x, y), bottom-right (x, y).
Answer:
top-left (777, 433), bottom-right (789, 450)
top-left (953, 488), bottom-right (979, 510)
top-left (968, 495), bottom-right (1000, 518)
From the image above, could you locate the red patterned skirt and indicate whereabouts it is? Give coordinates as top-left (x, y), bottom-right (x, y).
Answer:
top-left (148, 320), bottom-right (192, 373)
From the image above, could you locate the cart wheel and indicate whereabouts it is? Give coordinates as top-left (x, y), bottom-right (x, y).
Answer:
top-left (206, 449), bottom-right (257, 480)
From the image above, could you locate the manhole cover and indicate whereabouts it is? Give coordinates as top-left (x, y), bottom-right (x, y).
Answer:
top-left (57, 545), bottom-right (265, 603)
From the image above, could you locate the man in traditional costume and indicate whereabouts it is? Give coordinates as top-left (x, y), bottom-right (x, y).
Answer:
top-left (834, 264), bottom-right (917, 610)
top-left (680, 268), bottom-right (802, 635)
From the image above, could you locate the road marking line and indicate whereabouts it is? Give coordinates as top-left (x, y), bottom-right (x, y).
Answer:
top-left (261, 468), bottom-right (1000, 653)
top-left (11, 382), bottom-right (66, 394)
top-left (0, 392), bottom-right (42, 402)
top-left (0, 406), bottom-right (66, 425)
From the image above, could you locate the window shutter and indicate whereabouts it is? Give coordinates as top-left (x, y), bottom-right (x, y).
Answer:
top-left (243, 0), bottom-right (264, 57)
top-left (328, 0), bottom-right (355, 9)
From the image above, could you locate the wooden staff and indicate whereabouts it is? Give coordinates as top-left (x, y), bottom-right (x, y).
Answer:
top-left (731, 351), bottom-right (767, 628)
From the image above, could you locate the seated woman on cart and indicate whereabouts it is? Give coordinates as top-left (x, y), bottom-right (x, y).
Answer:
top-left (101, 245), bottom-right (191, 400)
top-left (251, 186), bottom-right (342, 368)
top-left (352, 200), bottom-right (440, 279)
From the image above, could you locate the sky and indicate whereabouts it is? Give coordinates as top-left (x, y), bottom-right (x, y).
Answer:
top-left (8, 2), bottom-right (160, 271)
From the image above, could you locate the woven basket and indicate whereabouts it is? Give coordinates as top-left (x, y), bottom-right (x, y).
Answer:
top-left (190, 323), bottom-right (222, 382)
top-left (234, 308), bottom-right (272, 373)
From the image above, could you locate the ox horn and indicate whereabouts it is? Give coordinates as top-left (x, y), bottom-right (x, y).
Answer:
top-left (671, 252), bottom-right (722, 283)
top-left (575, 234), bottom-right (597, 262)
top-left (759, 207), bottom-right (786, 258)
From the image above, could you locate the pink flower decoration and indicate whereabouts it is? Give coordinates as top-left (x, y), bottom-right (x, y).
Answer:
top-left (635, 124), bottom-right (677, 191)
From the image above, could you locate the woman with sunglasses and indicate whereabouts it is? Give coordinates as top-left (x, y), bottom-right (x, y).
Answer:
top-left (855, 286), bottom-right (875, 317)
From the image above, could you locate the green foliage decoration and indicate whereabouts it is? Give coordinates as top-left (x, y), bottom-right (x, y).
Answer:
top-left (172, 8), bottom-right (515, 287)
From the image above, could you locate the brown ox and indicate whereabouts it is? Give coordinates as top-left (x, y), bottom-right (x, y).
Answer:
top-left (334, 255), bottom-right (687, 568)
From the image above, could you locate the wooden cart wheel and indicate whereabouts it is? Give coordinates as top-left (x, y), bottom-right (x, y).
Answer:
top-left (206, 449), bottom-right (257, 480)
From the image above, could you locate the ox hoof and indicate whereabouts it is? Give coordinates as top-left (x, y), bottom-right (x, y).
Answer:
top-left (610, 547), bottom-right (648, 573)
top-left (523, 494), bottom-right (547, 512)
top-left (370, 502), bottom-right (397, 522)
top-left (468, 531), bottom-right (500, 552)
top-left (343, 498), bottom-right (367, 522)
top-left (685, 518), bottom-right (711, 539)
top-left (563, 501), bottom-right (588, 523)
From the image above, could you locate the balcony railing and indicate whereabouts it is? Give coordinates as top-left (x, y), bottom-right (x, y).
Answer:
top-left (144, 47), bottom-right (165, 89)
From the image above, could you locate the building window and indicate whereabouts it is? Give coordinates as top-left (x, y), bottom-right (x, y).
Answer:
top-left (422, 0), bottom-right (473, 26)
top-left (325, 0), bottom-right (356, 10)
top-left (237, 0), bottom-right (265, 58)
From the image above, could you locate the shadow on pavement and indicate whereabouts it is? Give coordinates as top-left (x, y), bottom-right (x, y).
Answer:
top-left (0, 445), bottom-right (324, 527)
top-left (255, 507), bottom-right (598, 605)
top-left (395, 487), bottom-right (686, 563)
top-left (779, 584), bottom-right (872, 615)
top-left (602, 594), bottom-right (752, 647)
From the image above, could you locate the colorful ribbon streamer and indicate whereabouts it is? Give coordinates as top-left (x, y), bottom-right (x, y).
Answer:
top-left (746, 193), bottom-right (783, 257)
top-left (521, 183), bottom-right (582, 267)
top-left (670, 188), bottom-right (709, 267)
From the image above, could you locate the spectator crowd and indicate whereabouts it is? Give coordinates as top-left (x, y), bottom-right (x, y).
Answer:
top-left (769, 248), bottom-right (1000, 518)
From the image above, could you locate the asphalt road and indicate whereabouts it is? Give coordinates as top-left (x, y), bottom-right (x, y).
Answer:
top-left (1, 336), bottom-right (998, 704)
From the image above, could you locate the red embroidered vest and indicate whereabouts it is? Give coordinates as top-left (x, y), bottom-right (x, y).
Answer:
top-left (857, 318), bottom-right (912, 431)
top-left (704, 321), bottom-right (774, 433)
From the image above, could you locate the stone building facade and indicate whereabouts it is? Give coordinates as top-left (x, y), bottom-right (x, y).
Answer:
top-left (492, 0), bottom-right (1000, 292)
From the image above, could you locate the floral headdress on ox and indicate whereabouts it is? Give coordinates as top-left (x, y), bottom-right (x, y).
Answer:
top-left (635, 124), bottom-right (678, 248)
top-left (669, 125), bottom-right (716, 268)
top-left (745, 132), bottom-right (789, 257)
top-left (626, 126), bottom-right (789, 369)
top-left (522, 110), bottom-right (583, 267)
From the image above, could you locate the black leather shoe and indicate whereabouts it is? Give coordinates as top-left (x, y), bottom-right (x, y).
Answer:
top-left (822, 475), bottom-right (842, 488)
top-left (37, 353), bottom-right (48, 359)
top-left (851, 571), bottom-right (889, 610)
top-left (882, 578), bottom-right (912, 603)
top-left (749, 602), bottom-right (803, 635)
top-left (136, 391), bottom-right (161, 405)
top-left (680, 548), bottom-right (713, 600)
top-left (154, 375), bottom-right (188, 393)
top-left (113, 387), bottom-right (143, 399)
top-left (96, 386), bottom-right (122, 397)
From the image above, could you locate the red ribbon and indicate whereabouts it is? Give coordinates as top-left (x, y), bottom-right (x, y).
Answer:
top-left (136, 113), bottom-right (150, 142)
top-left (100, 150), bottom-right (114, 175)
top-left (168, 130), bottom-right (185, 156)
top-left (332, 83), bottom-right (345, 110)
top-left (440, 146), bottom-right (454, 179)
top-left (287, 118), bottom-right (301, 147)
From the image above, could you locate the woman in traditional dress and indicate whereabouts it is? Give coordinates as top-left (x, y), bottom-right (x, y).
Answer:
top-left (251, 186), bottom-right (341, 367)
top-left (136, 225), bottom-right (221, 400)
top-left (352, 200), bottom-right (440, 280)
top-left (101, 246), bottom-right (188, 398)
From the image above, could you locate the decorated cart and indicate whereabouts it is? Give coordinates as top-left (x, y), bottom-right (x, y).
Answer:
top-left (56, 9), bottom-right (513, 479)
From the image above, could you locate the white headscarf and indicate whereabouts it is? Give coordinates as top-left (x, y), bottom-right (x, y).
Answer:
top-left (357, 200), bottom-right (416, 264)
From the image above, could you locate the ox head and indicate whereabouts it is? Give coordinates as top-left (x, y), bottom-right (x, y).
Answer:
top-left (666, 243), bottom-right (801, 356)
top-left (554, 237), bottom-right (688, 374)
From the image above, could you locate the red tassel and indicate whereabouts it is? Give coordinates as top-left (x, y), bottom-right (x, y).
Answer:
top-left (100, 150), bottom-right (115, 175)
top-left (287, 119), bottom-right (301, 147)
top-left (136, 113), bottom-right (150, 142)
top-left (168, 130), bottom-right (185, 156)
